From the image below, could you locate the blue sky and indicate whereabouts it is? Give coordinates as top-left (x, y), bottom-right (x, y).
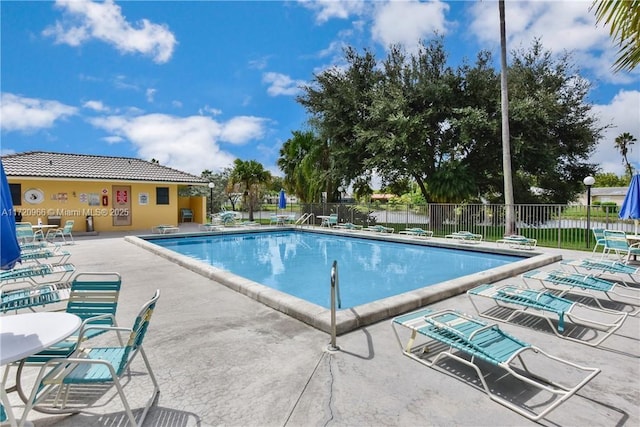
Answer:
top-left (1, 0), bottom-right (638, 181)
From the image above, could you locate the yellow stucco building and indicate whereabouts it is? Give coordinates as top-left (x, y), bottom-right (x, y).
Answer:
top-left (2, 152), bottom-right (208, 233)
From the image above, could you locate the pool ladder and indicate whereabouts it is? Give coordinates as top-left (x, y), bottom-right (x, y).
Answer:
top-left (328, 260), bottom-right (341, 351)
top-left (295, 213), bottom-right (314, 227)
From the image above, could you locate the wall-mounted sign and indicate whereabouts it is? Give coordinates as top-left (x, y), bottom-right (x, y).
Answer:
top-left (24, 188), bottom-right (44, 204)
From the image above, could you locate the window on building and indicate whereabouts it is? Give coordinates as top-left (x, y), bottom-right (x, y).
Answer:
top-left (9, 183), bottom-right (21, 206)
top-left (156, 187), bottom-right (169, 205)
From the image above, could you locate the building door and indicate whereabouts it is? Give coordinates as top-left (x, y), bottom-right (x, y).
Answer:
top-left (112, 185), bottom-right (132, 226)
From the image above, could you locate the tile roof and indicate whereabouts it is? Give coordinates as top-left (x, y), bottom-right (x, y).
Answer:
top-left (2, 151), bottom-right (207, 184)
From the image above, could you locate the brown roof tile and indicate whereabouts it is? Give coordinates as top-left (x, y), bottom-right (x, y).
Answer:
top-left (2, 151), bottom-right (207, 184)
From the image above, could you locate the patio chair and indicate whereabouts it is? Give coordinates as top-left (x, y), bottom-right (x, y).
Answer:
top-left (45, 220), bottom-right (74, 245)
top-left (180, 208), bottom-right (194, 223)
top-left (467, 283), bottom-right (628, 346)
top-left (321, 214), bottom-right (338, 227)
top-left (13, 272), bottom-right (123, 403)
top-left (591, 228), bottom-right (606, 256)
top-left (16, 222), bottom-right (42, 243)
top-left (391, 308), bottom-right (600, 421)
top-left (523, 269), bottom-right (640, 316)
top-left (21, 290), bottom-right (160, 426)
top-left (601, 229), bottom-right (640, 263)
top-left (1, 282), bottom-right (71, 314)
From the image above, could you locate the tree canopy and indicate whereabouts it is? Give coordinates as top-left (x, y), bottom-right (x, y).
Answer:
top-left (286, 38), bottom-right (601, 205)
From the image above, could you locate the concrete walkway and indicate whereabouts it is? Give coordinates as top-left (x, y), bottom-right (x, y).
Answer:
top-left (4, 226), bottom-right (639, 426)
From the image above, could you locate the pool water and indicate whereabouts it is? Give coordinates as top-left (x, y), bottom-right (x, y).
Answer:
top-left (150, 231), bottom-right (523, 309)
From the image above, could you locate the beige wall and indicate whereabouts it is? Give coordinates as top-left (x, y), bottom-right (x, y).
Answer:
top-left (10, 178), bottom-right (206, 232)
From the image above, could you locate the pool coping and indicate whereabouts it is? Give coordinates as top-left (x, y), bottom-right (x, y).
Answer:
top-left (125, 227), bottom-right (561, 335)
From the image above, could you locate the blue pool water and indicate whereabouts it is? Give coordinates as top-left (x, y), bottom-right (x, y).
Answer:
top-left (150, 231), bottom-right (523, 309)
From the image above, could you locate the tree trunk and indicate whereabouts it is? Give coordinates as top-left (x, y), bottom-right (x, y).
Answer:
top-left (499, 0), bottom-right (516, 235)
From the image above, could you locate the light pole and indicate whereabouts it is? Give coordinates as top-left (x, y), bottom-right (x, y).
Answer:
top-left (583, 176), bottom-right (595, 248)
top-left (208, 182), bottom-right (214, 218)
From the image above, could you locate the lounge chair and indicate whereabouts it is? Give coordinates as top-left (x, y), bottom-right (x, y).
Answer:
top-left (45, 220), bottom-right (75, 244)
top-left (20, 247), bottom-right (71, 265)
top-left (467, 283), bottom-right (628, 346)
top-left (0, 263), bottom-right (76, 288)
top-left (1, 282), bottom-right (71, 314)
top-left (601, 229), bottom-right (640, 262)
top-left (365, 224), bottom-right (394, 233)
top-left (561, 258), bottom-right (640, 284)
top-left (335, 222), bottom-right (362, 231)
top-left (496, 235), bottom-right (537, 250)
top-left (391, 308), bottom-right (600, 421)
top-left (151, 224), bottom-right (180, 234)
top-left (445, 231), bottom-right (482, 243)
top-left (523, 269), bottom-right (640, 316)
top-left (199, 222), bottom-right (220, 231)
top-left (398, 228), bottom-right (433, 238)
top-left (21, 290), bottom-right (160, 426)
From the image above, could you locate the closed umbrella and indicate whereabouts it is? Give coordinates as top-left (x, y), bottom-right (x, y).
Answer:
top-left (619, 174), bottom-right (640, 235)
top-left (278, 189), bottom-right (286, 211)
top-left (1, 161), bottom-right (21, 269)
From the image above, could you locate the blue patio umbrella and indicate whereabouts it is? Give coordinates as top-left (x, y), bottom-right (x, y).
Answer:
top-left (1, 161), bottom-right (21, 269)
top-left (278, 189), bottom-right (287, 210)
top-left (619, 174), bottom-right (640, 235)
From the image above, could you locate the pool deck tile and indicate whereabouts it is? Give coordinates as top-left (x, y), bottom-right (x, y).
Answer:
top-left (3, 223), bottom-right (639, 427)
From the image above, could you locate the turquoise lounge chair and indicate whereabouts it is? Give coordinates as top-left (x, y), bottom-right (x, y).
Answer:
top-left (561, 258), bottom-right (640, 285)
top-left (335, 222), bottom-right (362, 231)
top-left (468, 283), bottom-right (627, 346)
top-left (496, 235), bottom-right (537, 250)
top-left (21, 290), bottom-right (160, 426)
top-left (365, 224), bottom-right (394, 233)
top-left (398, 228), bottom-right (433, 238)
top-left (392, 308), bottom-right (600, 421)
top-left (0, 263), bottom-right (76, 288)
top-left (523, 269), bottom-right (640, 316)
top-left (445, 231), bottom-right (482, 243)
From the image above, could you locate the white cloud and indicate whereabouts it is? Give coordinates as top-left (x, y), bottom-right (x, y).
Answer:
top-left (467, 1), bottom-right (626, 85)
top-left (298, 0), bottom-right (366, 24)
top-left (146, 88), bottom-right (156, 103)
top-left (0, 93), bottom-right (77, 132)
top-left (87, 113), bottom-right (268, 174)
top-left (43, 0), bottom-right (177, 64)
top-left (83, 100), bottom-right (109, 112)
top-left (371, 0), bottom-right (450, 52)
top-left (592, 90), bottom-right (640, 175)
top-left (220, 116), bottom-right (268, 144)
top-left (262, 72), bottom-right (305, 96)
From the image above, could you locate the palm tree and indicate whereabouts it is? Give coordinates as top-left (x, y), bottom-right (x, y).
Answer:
top-left (229, 159), bottom-right (271, 221)
top-left (499, 0), bottom-right (515, 235)
top-left (614, 132), bottom-right (638, 178)
top-left (591, 0), bottom-right (640, 72)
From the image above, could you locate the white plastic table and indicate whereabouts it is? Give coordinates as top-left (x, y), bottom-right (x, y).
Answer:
top-left (1, 312), bottom-right (81, 427)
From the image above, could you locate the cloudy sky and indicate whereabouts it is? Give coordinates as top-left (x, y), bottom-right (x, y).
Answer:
top-left (1, 0), bottom-right (638, 180)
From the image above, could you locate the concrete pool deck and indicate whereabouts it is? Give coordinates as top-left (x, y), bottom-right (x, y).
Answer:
top-left (4, 224), bottom-right (639, 426)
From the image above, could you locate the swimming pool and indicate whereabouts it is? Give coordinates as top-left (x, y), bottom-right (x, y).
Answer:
top-left (128, 228), bottom-right (561, 334)
top-left (149, 231), bottom-right (523, 309)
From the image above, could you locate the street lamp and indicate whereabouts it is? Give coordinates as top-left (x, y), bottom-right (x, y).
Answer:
top-left (583, 175), bottom-right (595, 248)
top-left (208, 182), bottom-right (214, 218)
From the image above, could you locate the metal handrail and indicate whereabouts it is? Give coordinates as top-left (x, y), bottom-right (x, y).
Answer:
top-left (328, 260), bottom-right (341, 351)
top-left (295, 212), bottom-right (314, 227)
